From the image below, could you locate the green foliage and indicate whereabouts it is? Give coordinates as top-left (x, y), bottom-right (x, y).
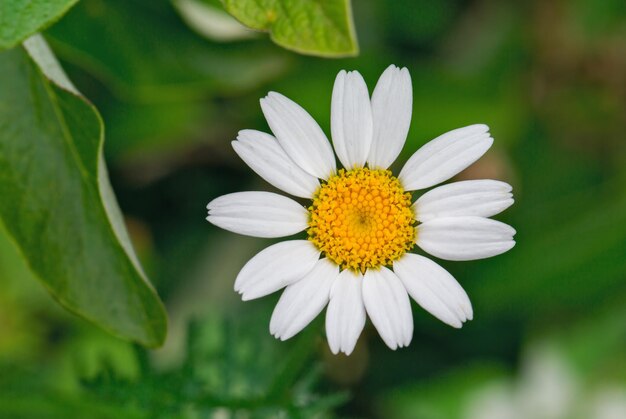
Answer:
top-left (173, 0), bottom-right (257, 42)
top-left (0, 0), bottom-right (78, 50)
top-left (473, 181), bottom-right (626, 317)
top-left (0, 315), bottom-right (347, 418)
top-left (221, 0), bottom-right (359, 57)
top-left (382, 307), bottom-right (626, 419)
top-left (1, 0), bottom-right (626, 417)
top-left (0, 36), bottom-right (167, 347)
top-left (382, 364), bottom-right (509, 419)
top-left (45, 0), bottom-right (290, 101)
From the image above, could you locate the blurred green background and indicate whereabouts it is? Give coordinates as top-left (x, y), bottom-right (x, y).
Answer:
top-left (1, 0), bottom-right (626, 417)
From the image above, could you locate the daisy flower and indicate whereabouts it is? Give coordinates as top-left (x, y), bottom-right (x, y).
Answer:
top-left (207, 65), bottom-right (515, 355)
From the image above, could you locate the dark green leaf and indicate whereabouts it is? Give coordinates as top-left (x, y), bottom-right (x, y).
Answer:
top-left (0, 0), bottom-right (79, 51)
top-left (0, 36), bottom-right (167, 347)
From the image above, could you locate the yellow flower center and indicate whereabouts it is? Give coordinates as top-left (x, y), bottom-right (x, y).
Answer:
top-left (307, 168), bottom-right (416, 272)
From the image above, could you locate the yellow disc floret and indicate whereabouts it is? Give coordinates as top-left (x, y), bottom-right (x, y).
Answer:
top-left (307, 168), bottom-right (416, 272)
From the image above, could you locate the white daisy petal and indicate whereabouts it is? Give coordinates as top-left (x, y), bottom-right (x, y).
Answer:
top-left (270, 258), bottom-right (338, 340)
top-left (326, 269), bottom-right (366, 355)
top-left (399, 124), bottom-right (493, 191)
top-left (232, 130), bottom-right (319, 198)
top-left (417, 216), bottom-right (516, 261)
top-left (362, 267), bottom-right (413, 350)
top-left (260, 92), bottom-right (336, 179)
top-left (206, 192), bottom-right (308, 238)
top-left (368, 65), bottom-right (412, 169)
top-left (234, 240), bottom-right (320, 301)
top-left (394, 254), bottom-right (473, 328)
top-left (415, 180), bottom-right (514, 222)
top-left (331, 70), bottom-right (373, 169)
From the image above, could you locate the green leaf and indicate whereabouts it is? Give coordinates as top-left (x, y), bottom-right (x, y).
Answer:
top-left (0, 0), bottom-right (79, 51)
top-left (0, 35), bottom-right (167, 347)
top-left (220, 0), bottom-right (359, 57)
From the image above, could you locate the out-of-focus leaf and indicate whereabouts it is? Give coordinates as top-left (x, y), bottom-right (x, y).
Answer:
top-left (572, 0), bottom-right (626, 37)
top-left (0, 0), bottom-right (78, 51)
top-left (555, 305), bottom-right (626, 379)
top-left (381, 364), bottom-right (508, 419)
top-left (381, 306), bottom-right (626, 419)
top-left (221, 0), bottom-right (359, 57)
top-left (174, 0), bottom-right (256, 42)
top-left (103, 100), bottom-right (208, 161)
top-left (403, 66), bottom-right (526, 157)
top-left (0, 313), bottom-right (345, 418)
top-left (380, 0), bottom-right (457, 47)
top-left (472, 183), bottom-right (626, 317)
top-left (0, 36), bottom-right (167, 347)
top-left (0, 387), bottom-right (143, 419)
top-left (45, 0), bottom-right (289, 101)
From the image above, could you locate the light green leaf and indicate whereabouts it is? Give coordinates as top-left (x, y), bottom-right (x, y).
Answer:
top-left (220, 0), bottom-right (359, 57)
top-left (0, 35), bottom-right (167, 347)
top-left (0, 0), bottom-right (79, 51)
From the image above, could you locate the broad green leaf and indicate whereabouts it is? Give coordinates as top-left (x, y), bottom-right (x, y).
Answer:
top-left (45, 0), bottom-right (288, 101)
top-left (0, 0), bottom-right (79, 51)
top-left (221, 0), bottom-right (359, 57)
top-left (0, 35), bottom-right (167, 347)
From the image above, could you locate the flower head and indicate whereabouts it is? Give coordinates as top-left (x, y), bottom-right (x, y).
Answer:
top-left (308, 167), bottom-right (415, 272)
top-left (207, 65), bottom-right (516, 355)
